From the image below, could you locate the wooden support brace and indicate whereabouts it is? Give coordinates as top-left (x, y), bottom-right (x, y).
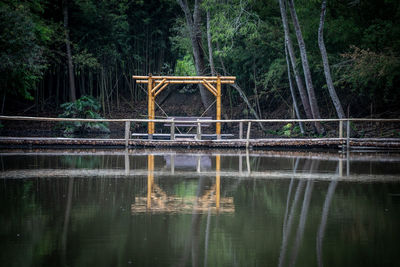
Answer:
top-left (202, 79), bottom-right (218, 95)
top-left (154, 83), bottom-right (169, 97)
top-left (151, 78), bottom-right (167, 93)
top-left (201, 81), bottom-right (217, 96)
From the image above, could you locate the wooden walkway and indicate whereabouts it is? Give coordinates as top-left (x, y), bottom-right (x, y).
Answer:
top-left (1, 116), bottom-right (400, 150)
top-left (0, 136), bottom-right (400, 149)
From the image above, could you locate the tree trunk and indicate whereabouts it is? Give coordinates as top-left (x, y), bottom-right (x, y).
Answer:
top-left (288, 0), bottom-right (324, 133)
top-left (285, 43), bottom-right (305, 134)
top-left (63, 0), bottom-right (76, 102)
top-left (177, 0), bottom-right (214, 114)
top-left (278, 0), bottom-right (312, 121)
top-left (206, 11), bottom-right (216, 76)
top-left (318, 0), bottom-right (345, 119)
top-left (217, 51), bottom-right (266, 131)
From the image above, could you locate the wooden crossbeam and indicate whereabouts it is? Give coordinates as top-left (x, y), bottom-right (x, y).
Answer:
top-left (132, 75), bottom-right (236, 80)
top-left (135, 79), bottom-right (235, 84)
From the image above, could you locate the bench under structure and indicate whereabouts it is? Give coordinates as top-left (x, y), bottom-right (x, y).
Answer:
top-left (132, 116), bottom-right (233, 140)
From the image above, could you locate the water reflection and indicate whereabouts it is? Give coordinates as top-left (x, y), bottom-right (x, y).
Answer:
top-left (131, 154), bottom-right (232, 214)
top-left (0, 149), bottom-right (400, 266)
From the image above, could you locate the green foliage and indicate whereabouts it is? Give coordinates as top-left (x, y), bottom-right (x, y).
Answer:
top-left (58, 96), bottom-right (110, 134)
top-left (174, 55), bottom-right (196, 76)
top-left (338, 46), bottom-right (400, 104)
top-left (0, 1), bottom-right (50, 100)
top-left (267, 123), bottom-right (302, 137)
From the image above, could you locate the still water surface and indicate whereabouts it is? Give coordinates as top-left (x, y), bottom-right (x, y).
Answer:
top-left (1, 149), bottom-right (400, 267)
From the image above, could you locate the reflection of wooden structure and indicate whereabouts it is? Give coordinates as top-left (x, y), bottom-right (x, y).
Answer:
top-left (131, 154), bottom-right (234, 214)
top-left (132, 75), bottom-right (236, 139)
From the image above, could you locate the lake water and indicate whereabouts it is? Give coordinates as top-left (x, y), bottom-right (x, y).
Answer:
top-left (1, 149), bottom-right (400, 267)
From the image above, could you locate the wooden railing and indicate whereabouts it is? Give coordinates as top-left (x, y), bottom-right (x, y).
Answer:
top-left (1, 115), bottom-right (400, 149)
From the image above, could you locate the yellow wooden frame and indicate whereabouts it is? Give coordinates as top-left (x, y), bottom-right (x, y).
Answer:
top-left (132, 75), bottom-right (236, 138)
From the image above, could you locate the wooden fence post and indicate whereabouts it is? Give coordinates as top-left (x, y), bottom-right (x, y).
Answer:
top-left (170, 118), bottom-right (175, 140)
top-left (239, 121), bottom-right (243, 140)
top-left (197, 119), bottom-right (202, 140)
top-left (125, 121), bottom-right (130, 148)
top-left (346, 119), bottom-right (350, 151)
top-left (246, 121), bottom-right (251, 149)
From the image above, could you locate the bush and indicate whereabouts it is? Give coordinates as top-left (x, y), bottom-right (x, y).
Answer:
top-left (58, 96), bottom-right (110, 134)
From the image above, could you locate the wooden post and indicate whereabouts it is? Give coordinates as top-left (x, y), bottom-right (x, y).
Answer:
top-left (339, 120), bottom-right (343, 139)
top-left (147, 75), bottom-right (153, 139)
top-left (151, 79), bottom-right (156, 137)
top-left (246, 121), bottom-right (251, 149)
top-left (197, 119), bottom-right (202, 140)
top-left (216, 75), bottom-right (221, 140)
top-left (346, 119), bottom-right (350, 151)
top-left (170, 118), bottom-right (175, 140)
top-left (125, 121), bottom-right (130, 148)
top-left (216, 154), bottom-right (220, 211)
top-left (239, 121), bottom-right (243, 140)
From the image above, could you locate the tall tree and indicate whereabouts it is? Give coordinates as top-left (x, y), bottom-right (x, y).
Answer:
top-left (177, 0), bottom-right (213, 112)
top-left (288, 0), bottom-right (324, 133)
top-left (318, 0), bottom-right (345, 119)
top-left (285, 43), bottom-right (305, 134)
top-left (278, 0), bottom-right (312, 121)
top-left (63, 0), bottom-right (76, 102)
top-left (206, 10), bottom-right (216, 76)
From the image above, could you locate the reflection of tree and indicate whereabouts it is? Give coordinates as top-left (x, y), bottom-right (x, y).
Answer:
top-left (62, 155), bottom-right (102, 169)
top-left (61, 177), bottom-right (74, 267)
top-left (2, 153), bottom-right (400, 266)
top-left (279, 159), bottom-right (318, 267)
top-left (316, 164), bottom-right (339, 267)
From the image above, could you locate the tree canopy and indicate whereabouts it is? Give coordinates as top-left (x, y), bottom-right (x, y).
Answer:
top-left (1, 0), bottom-right (399, 118)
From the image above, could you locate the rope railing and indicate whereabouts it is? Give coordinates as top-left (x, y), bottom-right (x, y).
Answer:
top-left (1, 115), bottom-right (399, 150)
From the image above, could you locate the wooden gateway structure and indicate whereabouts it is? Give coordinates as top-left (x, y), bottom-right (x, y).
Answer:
top-left (132, 75), bottom-right (236, 139)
